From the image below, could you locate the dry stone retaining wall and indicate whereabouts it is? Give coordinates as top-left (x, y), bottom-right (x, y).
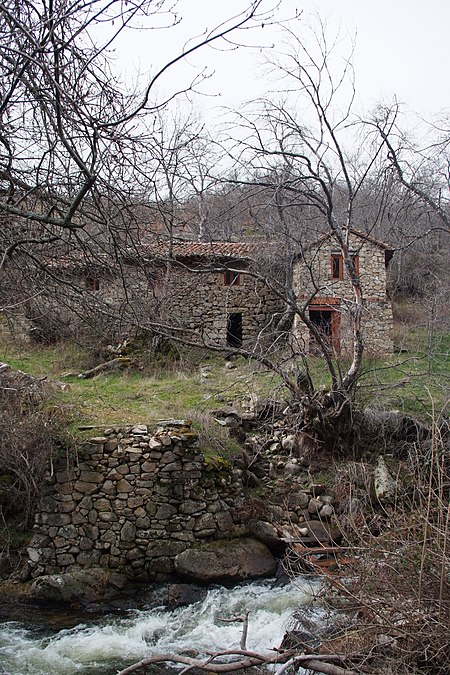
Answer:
top-left (27, 423), bottom-right (245, 581)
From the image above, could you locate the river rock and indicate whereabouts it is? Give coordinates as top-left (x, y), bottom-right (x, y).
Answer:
top-left (30, 568), bottom-right (128, 603)
top-left (166, 583), bottom-right (207, 609)
top-left (248, 520), bottom-right (283, 552)
top-left (298, 520), bottom-right (343, 545)
top-left (174, 538), bottom-right (277, 582)
top-left (374, 455), bottom-right (397, 504)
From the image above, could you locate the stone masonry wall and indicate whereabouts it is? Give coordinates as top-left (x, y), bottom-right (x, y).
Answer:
top-left (292, 233), bottom-right (394, 354)
top-left (162, 264), bottom-right (283, 347)
top-left (96, 262), bottom-right (284, 347)
top-left (27, 422), bottom-right (245, 581)
top-left (33, 260), bottom-right (285, 348)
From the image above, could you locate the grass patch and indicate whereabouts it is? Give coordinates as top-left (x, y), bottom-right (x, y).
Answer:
top-left (1, 327), bottom-right (448, 429)
top-left (0, 339), bottom-right (286, 428)
top-left (357, 332), bottom-right (449, 418)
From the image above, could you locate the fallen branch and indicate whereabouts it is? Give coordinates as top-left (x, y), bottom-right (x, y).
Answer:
top-left (116, 649), bottom-right (358, 675)
top-left (77, 357), bottom-right (133, 379)
top-left (218, 612), bottom-right (250, 649)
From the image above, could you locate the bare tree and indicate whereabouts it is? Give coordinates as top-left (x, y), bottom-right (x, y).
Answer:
top-left (0, 0), bottom-right (277, 270)
top-left (371, 105), bottom-right (450, 233)
top-left (131, 106), bottom-right (219, 251)
top-left (213, 19), bottom-right (401, 452)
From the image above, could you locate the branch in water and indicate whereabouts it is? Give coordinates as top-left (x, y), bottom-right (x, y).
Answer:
top-left (116, 649), bottom-right (358, 675)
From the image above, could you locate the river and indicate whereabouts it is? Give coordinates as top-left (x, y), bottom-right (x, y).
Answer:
top-left (0, 578), bottom-right (325, 674)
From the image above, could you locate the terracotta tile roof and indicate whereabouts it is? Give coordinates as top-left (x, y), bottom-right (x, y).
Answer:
top-left (349, 228), bottom-right (393, 251)
top-left (139, 241), bottom-right (261, 260)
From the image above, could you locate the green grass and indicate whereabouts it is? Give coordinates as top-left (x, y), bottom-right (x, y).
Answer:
top-left (357, 332), bottom-right (450, 418)
top-left (1, 328), bottom-right (448, 430)
top-left (0, 339), bottom-right (284, 428)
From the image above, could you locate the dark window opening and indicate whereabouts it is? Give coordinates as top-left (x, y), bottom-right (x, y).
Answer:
top-left (350, 254), bottom-right (359, 278)
top-left (86, 276), bottom-right (100, 291)
top-left (310, 308), bottom-right (333, 337)
top-left (331, 254), bottom-right (343, 280)
top-left (227, 312), bottom-right (243, 347)
top-left (224, 271), bottom-right (240, 286)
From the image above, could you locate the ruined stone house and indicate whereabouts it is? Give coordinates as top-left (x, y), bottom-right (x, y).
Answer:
top-left (135, 241), bottom-right (285, 347)
top-left (15, 241), bottom-right (284, 348)
top-left (292, 229), bottom-right (394, 354)
top-left (2, 232), bottom-right (394, 354)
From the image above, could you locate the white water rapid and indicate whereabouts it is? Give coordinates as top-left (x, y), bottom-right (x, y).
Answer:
top-left (0, 579), bottom-right (324, 675)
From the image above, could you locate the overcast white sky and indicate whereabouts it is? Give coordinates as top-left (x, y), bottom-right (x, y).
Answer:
top-left (110, 0), bottom-right (449, 129)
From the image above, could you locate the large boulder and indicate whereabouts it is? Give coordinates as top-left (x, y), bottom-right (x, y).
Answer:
top-left (29, 568), bottom-right (128, 604)
top-left (174, 537), bottom-right (277, 583)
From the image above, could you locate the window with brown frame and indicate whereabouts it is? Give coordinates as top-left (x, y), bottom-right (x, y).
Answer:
top-left (224, 271), bottom-right (240, 286)
top-left (331, 254), bottom-right (343, 280)
top-left (330, 253), bottom-right (359, 280)
top-left (85, 275), bottom-right (100, 291)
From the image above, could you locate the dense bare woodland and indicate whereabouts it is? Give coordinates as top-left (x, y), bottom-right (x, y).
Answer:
top-left (0, 2), bottom-right (449, 674)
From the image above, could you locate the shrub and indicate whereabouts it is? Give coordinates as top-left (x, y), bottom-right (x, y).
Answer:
top-left (0, 364), bottom-right (71, 530)
top-left (324, 415), bottom-right (450, 674)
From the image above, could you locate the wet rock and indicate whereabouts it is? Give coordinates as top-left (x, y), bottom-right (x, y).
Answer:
top-left (166, 583), bottom-right (207, 609)
top-left (30, 568), bottom-right (128, 604)
top-left (174, 538), bottom-right (277, 582)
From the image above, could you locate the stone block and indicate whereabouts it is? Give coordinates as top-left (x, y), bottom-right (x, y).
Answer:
top-left (116, 479), bottom-right (133, 493)
top-left (94, 498), bottom-right (112, 512)
top-left (74, 481), bottom-right (98, 495)
top-left (180, 500), bottom-right (206, 515)
top-left (194, 513), bottom-right (216, 531)
top-left (120, 521), bottom-right (136, 542)
top-left (41, 513), bottom-right (71, 526)
top-left (146, 540), bottom-right (188, 558)
top-left (99, 512), bottom-right (118, 523)
top-left (155, 504), bottom-right (177, 520)
top-left (127, 496), bottom-right (143, 508)
top-left (77, 550), bottom-right (101, 566)
top-left (57, 553), bottom-right (76, 566)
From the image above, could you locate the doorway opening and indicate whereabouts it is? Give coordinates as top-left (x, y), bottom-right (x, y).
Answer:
top-left (309, 306), bottom-right (340, 353)
top-left (227, 313), bottom-right (243, 347)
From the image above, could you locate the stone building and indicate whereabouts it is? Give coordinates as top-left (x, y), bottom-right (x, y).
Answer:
top-left (39, 241), bottom-right (285, 348)
top-left (2, 234), bottom-right (394, 355)
top-left (292, 229), bottom-right (394, 354)
top-left (139, 241), bottom-right (284, 348)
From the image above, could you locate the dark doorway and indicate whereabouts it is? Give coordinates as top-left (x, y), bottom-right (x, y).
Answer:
top-left (309, 308), bottom-right (332, 337)
top-left (227, 313), bottom-right (243, 347)
top-left (309, 306), bottom-right (340, 353)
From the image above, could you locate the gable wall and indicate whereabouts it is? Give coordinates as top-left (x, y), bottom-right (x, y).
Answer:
top-left (292, 234), bottom-right (394, 354)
